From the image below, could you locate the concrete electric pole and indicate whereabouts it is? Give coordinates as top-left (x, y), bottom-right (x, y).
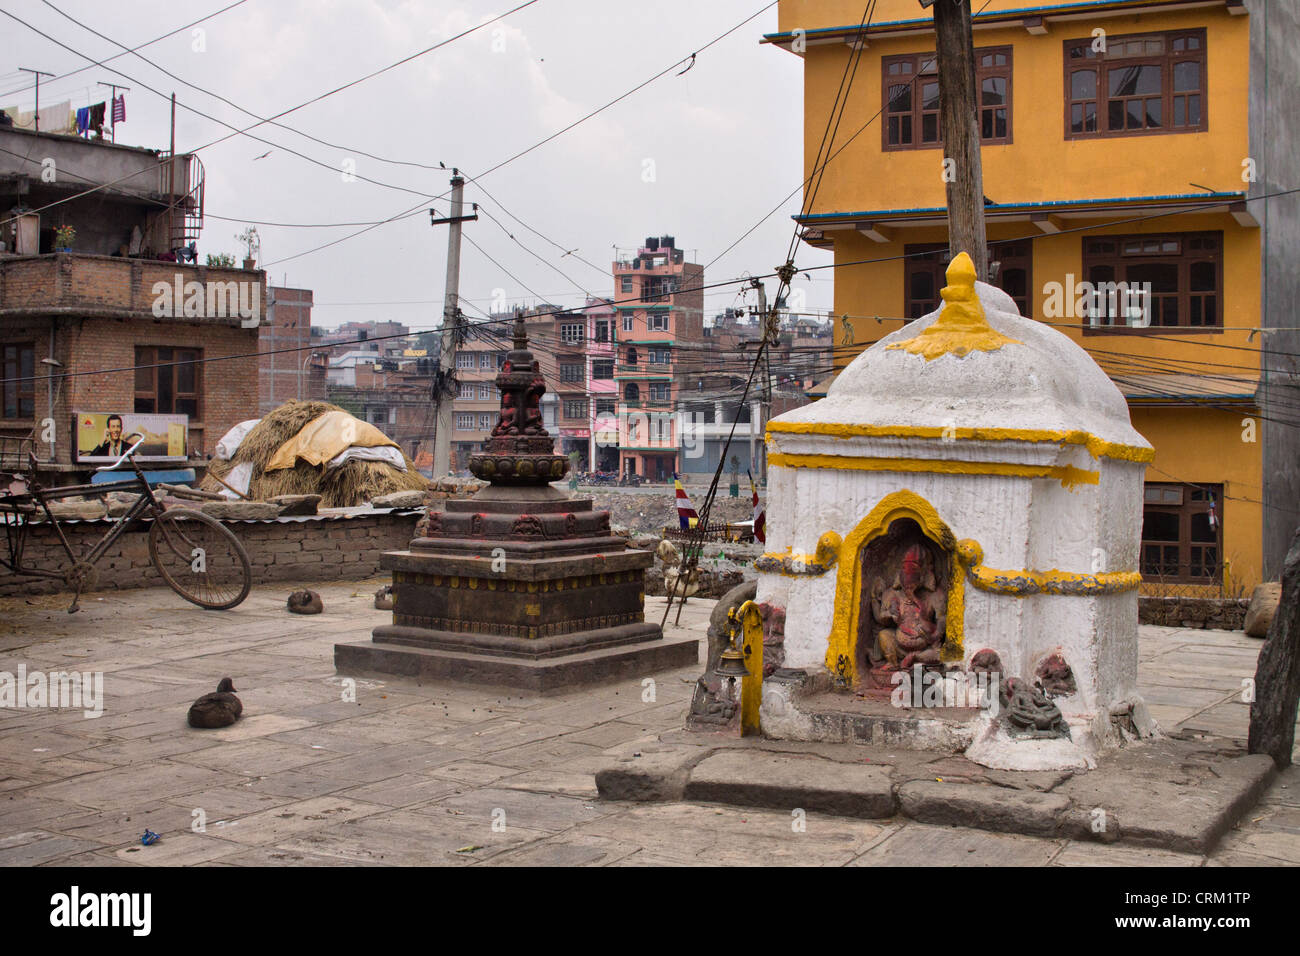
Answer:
top-left (430, 172), bottom-right (478, 477)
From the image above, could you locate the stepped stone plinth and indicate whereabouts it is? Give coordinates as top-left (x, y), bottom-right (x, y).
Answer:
top-left (335, 314), bottom-right (697, 692)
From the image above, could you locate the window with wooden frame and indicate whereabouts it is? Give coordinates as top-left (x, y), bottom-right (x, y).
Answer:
top-left (559, 363), bottom-right (584, 384)
top-left (2, 343), bottom-right (35, 420)
top-left (1141, 483), bottom-right (1222, 583)
top-left (134, 346), bottom-right (201, 417)
top-left (564, 400), bottom-right (587, 420)
top-left (591, 359), bottom-right (614, 380)
top-left (647, 313), bottom-right (669, 332)
top-left (1082, 232), bottom-right (1221, 331)
top-left (883, 47), bottom-right (1012, 150)
top-left (1064, 29), bottom-right (1206, 139)
top-left (903, 241), bottom-right (1032, 319)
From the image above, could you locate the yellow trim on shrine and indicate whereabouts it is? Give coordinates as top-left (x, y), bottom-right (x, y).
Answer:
top-left (956, 539), bottom-right (1140, 595)
top-left (765, 421), bottom-right (1154, 464)
top-left (885, 253), bottom-right (1020, 361)
top-left (768, 452), bottom-right (1100, 489)
top-left (827, 490), bottom-right (965, 686)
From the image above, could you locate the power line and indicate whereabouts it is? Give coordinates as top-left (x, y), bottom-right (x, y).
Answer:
top-left (0, 0), bottom-right (249, 101)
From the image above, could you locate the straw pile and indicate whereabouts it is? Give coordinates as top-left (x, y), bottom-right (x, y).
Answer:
top-left (200, 400), bottom-right (429, 508)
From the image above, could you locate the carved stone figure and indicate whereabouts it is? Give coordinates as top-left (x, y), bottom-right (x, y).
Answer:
top-left (1000, 676), bottom-right (1070, 738)
top-left (1035, 651), bottom-right (1076, 698)
top-left (492, 393), bottom-right (519, 437)
top-left (871, 541), bottom-right (946, 669)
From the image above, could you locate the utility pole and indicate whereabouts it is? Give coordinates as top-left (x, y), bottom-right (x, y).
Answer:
top-left (167, 93), bottom-right (176, 251)
top-left (928, 0), bottom-right (988, 280)
top-left (18, 68), bottom-right (53, 132)
top-left (430, 171), bottom-right (478, 477)
top-left (748, 277), bottom-right (769, 481)
top-left (97, 81), bottom-right (130, 143)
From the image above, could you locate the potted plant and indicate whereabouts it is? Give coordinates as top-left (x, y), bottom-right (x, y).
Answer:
top-left (53, 225), bottom-right (76, 252)
top-left (236, 226), bottom-right (260, 269)
top-left (205, 252), bottom-right (236, 268)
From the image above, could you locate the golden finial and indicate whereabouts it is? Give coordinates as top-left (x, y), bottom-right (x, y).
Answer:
top-left (887, 251), bottom-right (1021, 360)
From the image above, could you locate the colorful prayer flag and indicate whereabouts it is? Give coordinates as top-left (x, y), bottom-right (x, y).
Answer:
top-left (673, 473), bottom-right (699, 530)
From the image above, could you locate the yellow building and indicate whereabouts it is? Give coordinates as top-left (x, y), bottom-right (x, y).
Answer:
top-left (765, 0), bottom-right (1300, 592)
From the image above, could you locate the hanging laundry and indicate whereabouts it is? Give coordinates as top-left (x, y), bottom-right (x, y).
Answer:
top-left (111, 94), bottom-right (126, 124)
top-left (88, 101), bottom-right (106, 132)
top-left (75, 106), bottom-right (90, 135)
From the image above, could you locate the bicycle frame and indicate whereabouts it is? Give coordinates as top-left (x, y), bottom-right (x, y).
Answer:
top-left (0, 438), bottom-right (163, 582)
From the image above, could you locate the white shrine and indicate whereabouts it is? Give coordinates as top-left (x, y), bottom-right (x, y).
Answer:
top-left (753, 253), bottom-right (1158, 770)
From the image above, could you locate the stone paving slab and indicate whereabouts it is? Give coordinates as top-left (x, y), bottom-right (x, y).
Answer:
top-left (1, 582), bottom-right (1296, 866)
top-left (596, 736), bottom-right (1277, 854)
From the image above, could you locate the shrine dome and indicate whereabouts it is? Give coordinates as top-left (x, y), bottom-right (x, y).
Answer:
top-left (773, 255), bottom-right (1149, 457)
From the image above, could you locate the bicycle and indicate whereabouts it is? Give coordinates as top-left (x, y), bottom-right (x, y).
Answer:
top-left (0, 437), bottom-right (252, 613)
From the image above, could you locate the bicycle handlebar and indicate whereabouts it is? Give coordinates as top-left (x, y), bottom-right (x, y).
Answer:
top-left (94, 437), bottom-right (147, 472)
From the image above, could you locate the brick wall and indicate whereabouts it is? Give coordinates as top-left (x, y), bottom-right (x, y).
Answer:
top-left (1, 254), bottom-right (264, 463)
top-left (0, 512), bottom-right (421, 597)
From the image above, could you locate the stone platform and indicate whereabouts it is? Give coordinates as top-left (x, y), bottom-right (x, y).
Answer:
top-left (595, 732), bottom-right (1276, 853)
top-left (335, 315), bottom-right (698, 693)
top-left (335, 488), bottom-right (699, 693)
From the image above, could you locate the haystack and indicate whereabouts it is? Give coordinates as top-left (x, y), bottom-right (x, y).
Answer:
top-left (201, 400), bottom-right (429, 508)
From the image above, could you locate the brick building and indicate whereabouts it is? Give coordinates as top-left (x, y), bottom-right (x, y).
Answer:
top-left (259, 286), bottom-right (325, 414)
top-left (0, 126), bottom-right (262, 475)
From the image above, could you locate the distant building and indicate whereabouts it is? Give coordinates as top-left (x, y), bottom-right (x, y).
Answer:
top-left (613, 235), bottom-right (704, 482)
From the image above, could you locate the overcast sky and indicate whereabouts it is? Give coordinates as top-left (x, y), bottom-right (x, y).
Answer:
top-left (0, 0), bottom-right (834, 330)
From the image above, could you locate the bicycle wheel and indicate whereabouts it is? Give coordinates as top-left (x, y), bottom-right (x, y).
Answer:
top-left (148, 508), bottom-right (252, 610)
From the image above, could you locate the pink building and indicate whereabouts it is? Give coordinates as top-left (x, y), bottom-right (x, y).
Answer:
top-left (613, 236), bottom-right (704, 482)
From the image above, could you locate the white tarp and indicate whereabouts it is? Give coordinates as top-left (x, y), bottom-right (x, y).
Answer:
top-left (325, 445), bottom-right (407, 472)
top-left (215, 419), bottom-right (260, 461)
top-left (216, 461), bottom-right (254, 499)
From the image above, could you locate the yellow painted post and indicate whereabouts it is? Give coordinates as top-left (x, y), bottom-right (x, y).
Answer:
top-left (737, 601), bottom-right (765, 736)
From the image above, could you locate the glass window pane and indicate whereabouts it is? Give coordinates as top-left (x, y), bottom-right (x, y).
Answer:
top-left (889, 84), bottom-right (911, 113)
top-left (924, 113), bottom-right (939, 142)
top-left (1146, 98), bottom-right (1161, 126)
top-left (981, 77), bottom-right (1005, 106)
top-left (1071, 70), bottom-right (1096, 99)
top-left (1188, 95), bottom-right (1201, 125)
top-left (1127, 102), bottom-right (1143, 129)
top-left (1191, 512), bottom-right (1215, 542)
top-left (995, 111), bottom-right (1006, 138)
top-left (1190, 261), bottom-right (1216, 291)
top-left (910, 270), bottom-right (934, 301)
top-left (922, 82), bottom-right (940, 111)
top-left (900, 115), bottom-right (912, 143)
top-left (1128, 262), bottom-right (1179, 292)
top-left (1174, 61), bottom-right (1199, 92)
top-left (888, 116), bottom-right (900, 144)
top-left (1143, 511), bottom-right (1179, 541)
top-left (1174, 99), bottom-right (1186, 126)
top-left (1071, 103), bottom-right (1084, 133)
top-left (1108, 100), bottom-right (1125, 130)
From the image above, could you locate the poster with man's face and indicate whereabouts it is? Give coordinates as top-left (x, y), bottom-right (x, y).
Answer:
top-left (74, 412), bottom-right (188, 463)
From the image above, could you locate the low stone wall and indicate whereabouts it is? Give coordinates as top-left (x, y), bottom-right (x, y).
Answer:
top-left (1138, 596), bottom-right (1249, 630)
top-left (0, 511), bottom-right (421, 596)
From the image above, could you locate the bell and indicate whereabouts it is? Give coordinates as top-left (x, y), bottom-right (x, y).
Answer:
top-left (715, 643), bottom-right (750, 679)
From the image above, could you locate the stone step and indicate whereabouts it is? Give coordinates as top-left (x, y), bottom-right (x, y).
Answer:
top-left (595, 740), bottom-right (1277, 853)
top-left (334, 633), bottom-right (699, 695)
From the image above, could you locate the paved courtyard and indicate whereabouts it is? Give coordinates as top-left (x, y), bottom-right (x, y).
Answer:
top-left (0, 579), bottom-right (1295, 867)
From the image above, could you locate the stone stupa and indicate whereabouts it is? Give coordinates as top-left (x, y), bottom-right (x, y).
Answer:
top-left (335, 314), bottom-right (697, 692)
